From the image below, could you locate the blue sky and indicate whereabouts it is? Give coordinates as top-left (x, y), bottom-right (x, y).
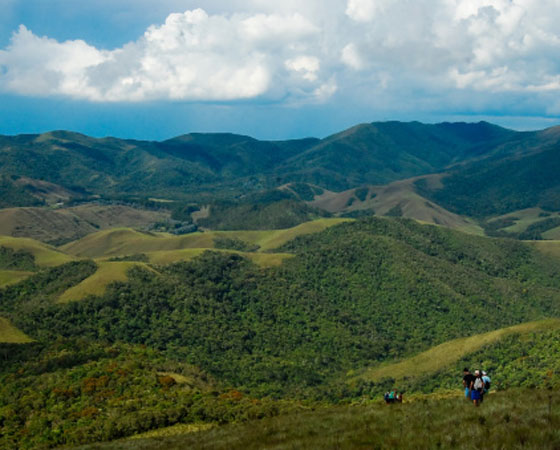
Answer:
top-left (1, 0), bottom-right (560, 140)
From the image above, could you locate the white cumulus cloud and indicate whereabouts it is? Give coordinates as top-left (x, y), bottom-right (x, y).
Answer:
top-left (0, 0), bottom-right (560, 116)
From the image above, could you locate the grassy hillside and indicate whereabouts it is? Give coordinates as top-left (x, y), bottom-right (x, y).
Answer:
top-left (354, 319), bottom-right (560, 383)
top-left (308, 178), bottom-right (483, 235)
top-left (60, 218), bottom-right (350, 258)
top-left (0, 270), bottom-right (33, 288)
top-left (58, 262), bottom-right (155, 303)
top-left (0, 235), bottom-right (74, 266)
top-left (88, 390), bottom-right (560, 450)
top-left (0, 316), bottom-right (33, 343)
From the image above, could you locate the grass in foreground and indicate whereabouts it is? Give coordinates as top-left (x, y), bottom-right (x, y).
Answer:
top-left (83, 389), bottom-right (560, 450)
top-left (0, 316), bottom-right (33, 343)
top-left (354, 319), bottom-right (560, 383)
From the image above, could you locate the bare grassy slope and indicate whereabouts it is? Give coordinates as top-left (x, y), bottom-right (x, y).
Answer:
top-left (354, 319), bottom-right (560, 383)
top-left (0, 236), bottom-right (74, 267)
top-left (0, 204), bottom-right (170, 244)
top-left (0, 316), bottom-right (33, 343)
top-left (309, 177), bottom-right (482, 234)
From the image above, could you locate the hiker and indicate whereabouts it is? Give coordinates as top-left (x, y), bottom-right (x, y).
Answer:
top-left (482, 371), bottom-right (491, 395)
top-left (471, 370), bottom-right (484, 407)
top-left (462, 368), bottom-right (475, 400)
top-left (389, 390), bottom-right (395, 403)
top-left (396, 391), bottom-right (403, 403)
top-left (384, 392), bottom-right (390, 404)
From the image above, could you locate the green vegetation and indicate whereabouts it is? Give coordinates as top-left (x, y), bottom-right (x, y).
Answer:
top-left (0, 339), bottom-right (299, 449)
top-left (214, 237), bottom-right (260, 252)
top-left (0, 246), bottom-right (38, 271)
top-left (198, 199), bottom-right (328, 231)
top-left (86, 390), bottom-right (560, 450)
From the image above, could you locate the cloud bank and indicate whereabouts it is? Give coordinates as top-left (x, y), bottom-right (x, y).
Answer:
top-left (1, 0), bottom-right (559, 113)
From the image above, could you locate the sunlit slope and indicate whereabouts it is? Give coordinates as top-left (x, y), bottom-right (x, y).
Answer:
top-left (0, 316), bottom-right (33, 343)
top-left (0, 235), bottom-right (74, 267)
top-left (0, 270), bottom-right (33, 288)
top-left (353, 319), bottom-right (560, 383)
top-left (309, 178), bottom-right (483, 235)
top-left (531, 240), bottom-right (560, 259)
top-left (60, 219), bottom-right (350, 258)
top-left (58, 262), bottom-right (155, 303)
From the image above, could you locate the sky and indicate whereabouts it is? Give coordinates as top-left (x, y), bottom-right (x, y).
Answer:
top-left (1, 0), bottom-right (560, 140)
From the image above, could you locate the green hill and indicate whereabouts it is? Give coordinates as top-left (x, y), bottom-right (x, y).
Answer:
top-left (417, 126), bottom-right (560, 217)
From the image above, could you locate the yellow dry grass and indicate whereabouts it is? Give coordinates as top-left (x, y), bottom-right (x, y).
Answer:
top-left (58, 262), bottom-right (154, 303)
top-left (60, 219), bottom-right (349, 259)
top-left (531, 240), bottom-right (560, 260)
top-left (0, 270), bottom-right (33, 288)
top-left (354, 319), bottom-right (560, 383)
top-left (0, 235), bottom-right (74, 267)
top-left (0, 317), bottom-right (33, 343)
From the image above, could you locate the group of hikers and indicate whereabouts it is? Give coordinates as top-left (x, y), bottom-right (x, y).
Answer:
top-left (382, 368), bottom-right (491, 406)
top-left (462, 367), bottom-right (491, 406)
top-left (383, 390), bottom-right (403, 404)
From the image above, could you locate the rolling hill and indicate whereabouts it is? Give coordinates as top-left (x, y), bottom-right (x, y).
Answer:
top-left (60, 218), bottom-right (350, 258)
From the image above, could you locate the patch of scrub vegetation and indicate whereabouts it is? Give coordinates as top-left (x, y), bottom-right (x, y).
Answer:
top-left (107, 253), bottom-right (150, 262)
top-left (0, 246), bottom-right (38, 271)
top-left (354, 186), bottom-right (370, 202)
top-left (214, 237), bottom-right (260, 252)
top-left (0, 317), bottom-right (33, 343)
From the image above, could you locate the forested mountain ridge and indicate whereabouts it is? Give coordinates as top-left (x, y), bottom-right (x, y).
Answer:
top-left (0, 121), bottom-right (524, 206)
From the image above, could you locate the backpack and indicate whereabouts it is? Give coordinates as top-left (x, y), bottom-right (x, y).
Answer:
top-left (484, 379), bottom-right (491, 390)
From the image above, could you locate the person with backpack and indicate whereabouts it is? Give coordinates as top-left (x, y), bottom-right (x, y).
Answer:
top-left (471, 370), bottom-right (484, 407)
top-left (462, 368), bottom-right (475, 399)
top-left (481, 370), bottom-right (491, 400)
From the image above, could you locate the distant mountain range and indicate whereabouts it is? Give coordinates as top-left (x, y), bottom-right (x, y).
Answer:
top-left (1, 121), bottom-right (559, 220)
